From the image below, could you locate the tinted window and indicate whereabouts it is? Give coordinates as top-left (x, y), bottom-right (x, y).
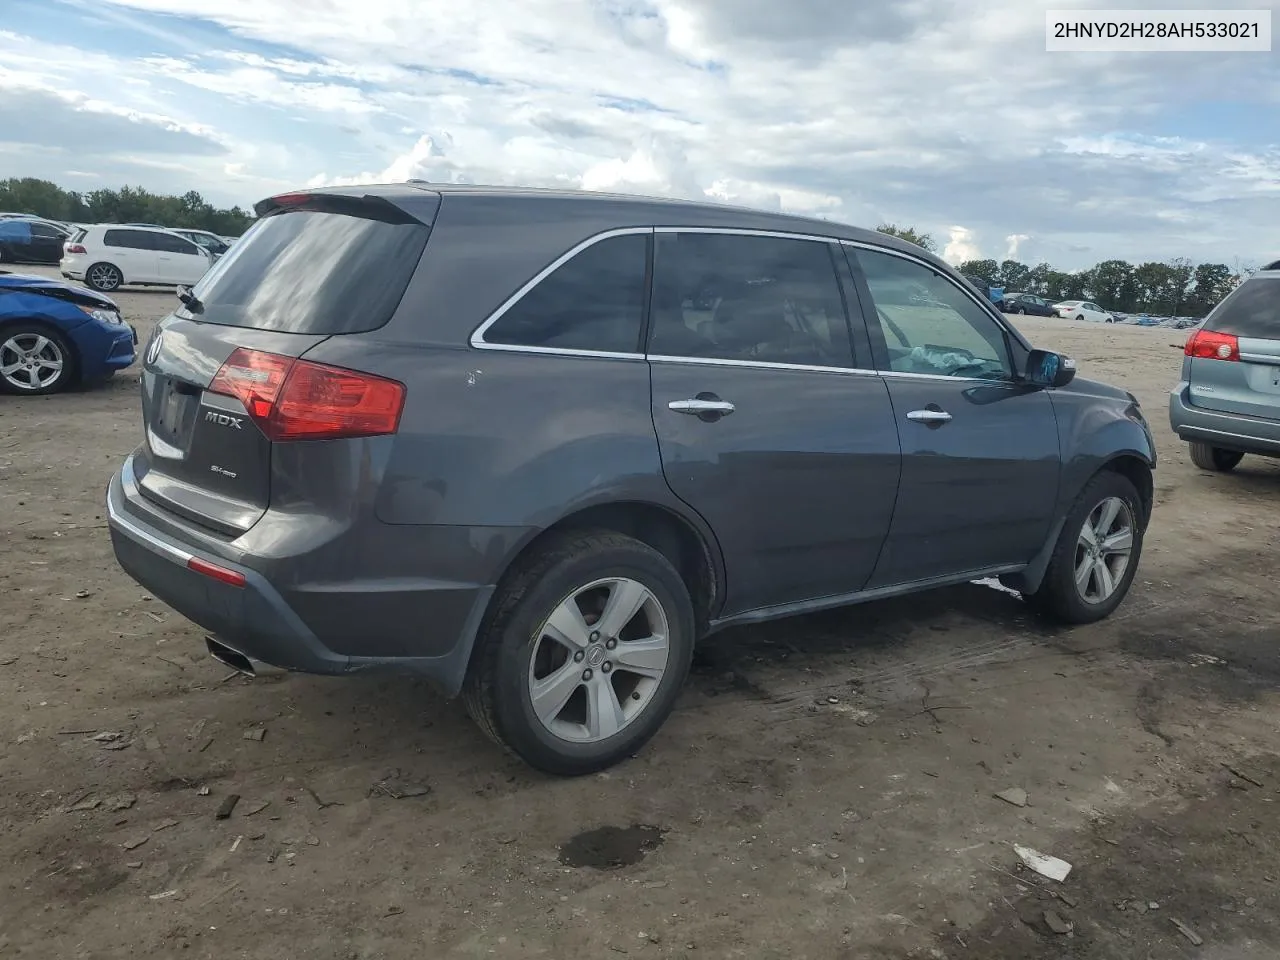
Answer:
top-left (648, 232), bottom-right (853, 367)
top-left (152, 232), bottom-right (201, 255)
top-left (1205, 276), bottom-right (1280, 339)
top-left (103, 229), bottom-right (158, 250)
top-left (483, 233), bottom-right (647, 353)
top-left (189, 209), bottom-right (429, 334)
top-left (856, 248), bottom-right (1012, 379)
top-left (30, 222), bottom-right (64, 239)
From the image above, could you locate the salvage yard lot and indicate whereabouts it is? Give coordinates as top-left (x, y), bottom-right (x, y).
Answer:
top-left (2, 269), bottom-right (1278, 959)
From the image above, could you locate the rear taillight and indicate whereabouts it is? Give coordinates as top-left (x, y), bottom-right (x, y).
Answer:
top-left (1184, 328), bottom-right (1239, 361)
top-left (65, 243), bottom-right (87, 254)
top-left (208, 347), bottom-right (404, 441)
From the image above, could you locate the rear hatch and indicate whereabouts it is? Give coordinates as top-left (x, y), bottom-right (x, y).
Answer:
top-left (1186, 274), bottom-right (1280, 421)
top-left (133, 189), bottom-right (437, 536)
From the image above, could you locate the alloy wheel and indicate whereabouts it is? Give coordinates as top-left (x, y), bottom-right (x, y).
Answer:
top-left (0, 333), bottom-right (65, 392)
top-left (527, 577), bottom-right (671, 743)
top-left (88, 264), bottom-right (121, 291)
top-left (1073, 496), bottom-right (1134, 604)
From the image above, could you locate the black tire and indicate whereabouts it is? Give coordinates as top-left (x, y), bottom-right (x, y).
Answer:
top-left (1015, 306), bottom-right (1026, 315)
top-left (1026, 470), bottom-right (1145, 625)
top-left (1075, 314), bottom-right (1085, 322)
top-left (0, 323), bottom-right (77, 395)
top-left (85, 262), bottom-right (123, 292)
top-left (463, 530), bottom-right (695, 776)
top-left (1188, 441), bottom-right (1243, 473)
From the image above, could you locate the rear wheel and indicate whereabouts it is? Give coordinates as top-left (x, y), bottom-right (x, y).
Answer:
top-left (1075, 314), bottom-right (1085, 322)
top-left (1188, 441), bottom-right (1243, 472)
top-left (0, 325), bottom-right (74, 395)
top-left (1026, 471), bottom-right (1145, 624)
top-left (464, 530), bottom-right (694, 775)
top-left (86, 262), bottom-right (123, 292)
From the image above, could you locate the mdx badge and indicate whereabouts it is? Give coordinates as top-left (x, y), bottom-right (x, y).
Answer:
top-left (205, 410), bottom-right (244, 429)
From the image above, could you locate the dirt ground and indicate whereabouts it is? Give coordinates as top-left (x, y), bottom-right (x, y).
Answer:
top-left (2, 268), bottom-right (1278, 960)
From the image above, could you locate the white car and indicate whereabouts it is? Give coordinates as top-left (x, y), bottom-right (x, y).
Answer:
top-left (1052, 300), bottom-right (1113, 323)
top-left (61, 224), bottom-right (213, 293)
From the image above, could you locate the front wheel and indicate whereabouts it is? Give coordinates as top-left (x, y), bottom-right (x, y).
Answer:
top-left (1188, 442), bottom-right (1243, 472)
top-left (0, 325), bottom-right (75, 395)
top-left (1015, 306), bottom-right (1026, 315)
top-left (1026, 471), bottom-right (1145, 624)
top-left (464, 530), bottom-right (695, 775)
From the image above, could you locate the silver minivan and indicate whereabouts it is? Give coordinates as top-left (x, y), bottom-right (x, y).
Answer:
top-left (1170, 262), bottom-right (1280, 471)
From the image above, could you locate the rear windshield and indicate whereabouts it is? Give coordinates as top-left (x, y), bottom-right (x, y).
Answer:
top-left (1205, 276), bottom-right (1280, 340)
top-left (189, 208), bottom-right (429, 334)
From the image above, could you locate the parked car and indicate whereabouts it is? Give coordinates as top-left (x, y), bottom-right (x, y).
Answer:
top-left (1053, 300), bottom-right (1113, 323)
top-left (1170, 262), bottom-right (1279, 472)
top-left (0, 273), bottom-right (137, 394)
top-left (107, 184), bottom-right (1155, 775)
top-left (173, 229), bottom-right (231, 259)
top-left (1002, 293), bottom-right (1056, 317)
top-left (961, 274), bottom-right (1005, 310)
top-left (0, 218), bottom-right (70, 264)
top-left (61, 225), bottom-right (213, 292)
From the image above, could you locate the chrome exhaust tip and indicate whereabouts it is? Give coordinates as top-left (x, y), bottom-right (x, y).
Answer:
top-left (205, 636), bottom-right (255, 677)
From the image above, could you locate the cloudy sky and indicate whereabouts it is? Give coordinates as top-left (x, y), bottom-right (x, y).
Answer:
top-left (2, 0), bottom-right (1276, 268)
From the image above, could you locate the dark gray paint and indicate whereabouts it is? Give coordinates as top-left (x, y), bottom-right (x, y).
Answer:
top-left (108, 184), bottom-right (1156, 697)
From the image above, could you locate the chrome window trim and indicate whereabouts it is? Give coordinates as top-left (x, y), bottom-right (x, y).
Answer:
top-left (469, 226), bottom-right (652, 353)
top-left (652, 225), bottom-right (839, 244)
top-left (647, 354), bottom-right (880, 377)
top-left (466, 223), bottom-right (1021, 381)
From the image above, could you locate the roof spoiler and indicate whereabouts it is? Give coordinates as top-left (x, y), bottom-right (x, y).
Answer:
top-left (253, 190), bottom-right (431, 225)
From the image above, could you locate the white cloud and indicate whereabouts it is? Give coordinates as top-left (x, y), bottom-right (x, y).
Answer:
top-left (943, 226), bottom-right (981, 265)
top-left (1, 2), bottom-right (1277, 265)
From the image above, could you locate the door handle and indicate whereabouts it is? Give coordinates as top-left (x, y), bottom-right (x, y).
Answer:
top-left (669, 398), bottom-right (735, 416)
top-left (905, 409), bottom-right (952, 423)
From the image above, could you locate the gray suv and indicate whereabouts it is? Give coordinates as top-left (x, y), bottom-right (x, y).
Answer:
top-left (1170, 262), bottom-right (1280, 471)
top-left (107, 185), bottom-right (1156, 775)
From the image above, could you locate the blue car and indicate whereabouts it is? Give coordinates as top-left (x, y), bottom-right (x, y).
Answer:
top-left (0, 273), bottom-right (137, 394)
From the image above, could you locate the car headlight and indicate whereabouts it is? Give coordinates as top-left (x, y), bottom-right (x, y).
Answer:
top-left (82, 307), bottom-right (123, 325)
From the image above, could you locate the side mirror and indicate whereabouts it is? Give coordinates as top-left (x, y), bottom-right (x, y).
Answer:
top-left (1025, 349), bottom-right (1076, 388)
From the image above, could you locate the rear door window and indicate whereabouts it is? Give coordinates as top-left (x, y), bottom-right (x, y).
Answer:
top-left (1204, 276), bottom-right (1280, 339)
top-left (647, 232), bottom-right (854, 368)
top-left (104, 229), bottom-right (158, 250)
top-left (189, 208), bottom-right (430, 334)
top-left (152, 232), bottom-right (202, 255)
top-left (481, 233), bottom-right (648, 353)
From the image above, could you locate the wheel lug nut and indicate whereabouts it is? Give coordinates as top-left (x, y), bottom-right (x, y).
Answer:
top-left (573, 650), bottom-right (584, 663)
top-left (631, 691), bottom-right (642, 701)
top-left (589, 631), bottom-right (600, 642)
top-left (602, 662), bottom-right (612, 673)
top-left (605, 638), bottom-right (617, 650)
top-left (582, 668), bottom-right (593, 681)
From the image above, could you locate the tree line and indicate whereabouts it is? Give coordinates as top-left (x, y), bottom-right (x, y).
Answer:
top-left (0, 178), bottom-right (254, 237)
top-left (875, 224), bottom-right (1251, 318)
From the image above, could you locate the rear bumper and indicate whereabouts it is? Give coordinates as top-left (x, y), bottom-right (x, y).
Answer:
top-left (106, 460), bottom-right (498, 695)
top-left (1169, 383), bottom-right (1280, 457)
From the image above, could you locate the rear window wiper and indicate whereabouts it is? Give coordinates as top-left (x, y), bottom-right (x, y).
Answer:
top-left (177, 285), bottom-right (204, 314)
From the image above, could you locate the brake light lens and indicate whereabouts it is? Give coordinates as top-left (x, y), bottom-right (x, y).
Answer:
top-left (208, 347), bottom-right (404, 441)
top-left (1184, 328), bottom-right (1239, 361)
top-left (65, 243), bottom-right (87, 254)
